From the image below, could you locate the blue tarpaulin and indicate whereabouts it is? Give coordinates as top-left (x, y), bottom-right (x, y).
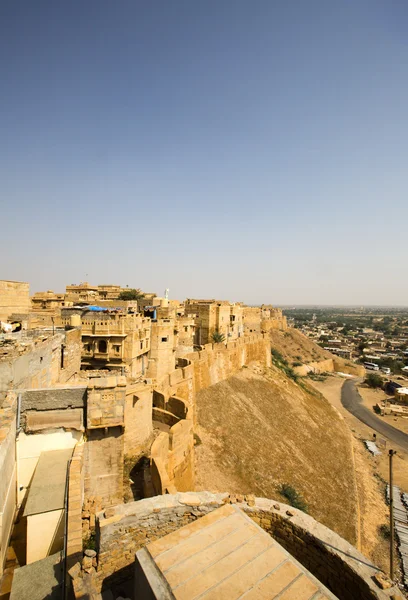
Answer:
top-left (85, 306), bottom-right (109, 312)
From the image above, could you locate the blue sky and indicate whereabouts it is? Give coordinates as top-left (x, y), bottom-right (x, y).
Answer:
top-left (1, 1), bottom-right (407, 305)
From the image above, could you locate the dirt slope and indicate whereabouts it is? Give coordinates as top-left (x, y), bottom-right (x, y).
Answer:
top-left (269, 328), bottom-right (334, 364)
top-left (195, 362), bottom-right (358, 544)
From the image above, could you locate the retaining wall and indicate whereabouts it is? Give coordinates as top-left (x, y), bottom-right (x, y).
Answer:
top-left (294, 358), bottom-right (365, 377)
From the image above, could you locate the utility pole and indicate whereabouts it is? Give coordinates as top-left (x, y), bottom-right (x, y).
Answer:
top-left (389, 449), bottom-right (397, 580)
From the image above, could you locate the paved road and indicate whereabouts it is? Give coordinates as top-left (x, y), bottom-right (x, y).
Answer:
top-left (341, 379), bottom-right (408, 452)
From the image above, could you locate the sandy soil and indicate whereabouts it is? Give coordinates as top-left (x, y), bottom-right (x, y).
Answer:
top-left (195, 364), bottom-right (358, 545)
top-left (269, 328), bottom-right (333, 364)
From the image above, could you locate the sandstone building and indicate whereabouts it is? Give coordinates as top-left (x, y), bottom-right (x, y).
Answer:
top-left (61, 307), bottom-right (151, 378)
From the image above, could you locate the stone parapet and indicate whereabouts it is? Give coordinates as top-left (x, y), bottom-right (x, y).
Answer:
top-left (67, 492), bottom-right (399, 600)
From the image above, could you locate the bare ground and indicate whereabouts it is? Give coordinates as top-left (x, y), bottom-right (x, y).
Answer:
top-left (269, 328), bottom-right (334, 364)
top-left (195, 363), bottom-right (358, 544)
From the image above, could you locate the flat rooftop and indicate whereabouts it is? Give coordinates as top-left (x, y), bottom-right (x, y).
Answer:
top-left (136, 504), bottom-right (337, 599)
top-left (24, 448), bottom-right (73, 516)
top-left (10, 552), bottom-right (62, 600)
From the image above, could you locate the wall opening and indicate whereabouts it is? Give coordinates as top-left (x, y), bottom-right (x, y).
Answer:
top-left (98, 340), bottom-right (107, 353)
top-left (125, 456), bottom-right (152, 502)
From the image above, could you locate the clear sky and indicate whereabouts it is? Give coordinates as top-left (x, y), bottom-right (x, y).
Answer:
top-left (1, 1), bottom-right (407, 305)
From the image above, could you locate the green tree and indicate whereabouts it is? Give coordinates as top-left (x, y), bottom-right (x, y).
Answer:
top-left (365, 373), bottom-right (383, 389)
top-left (211, 330), bottom-right (225, 344)
top-left (118, 288), bottom-right (145, 301)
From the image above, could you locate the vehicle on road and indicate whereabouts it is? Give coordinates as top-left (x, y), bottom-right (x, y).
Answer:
top-left (364, 362), bottom-right (379, 371)
top-left (381, 366), bottom-right (391, 375)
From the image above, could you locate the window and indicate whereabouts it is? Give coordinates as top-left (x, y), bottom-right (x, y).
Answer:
top-left (98, 340), bottom-right (107, 353)
top-left (161, 337), bottom-right (168, 343)
top-left (114, 345), bottom-right (121, 354)
top-left (140, 341), bottom-right (143, 349)
top-left (184, 326), bottom-right (188, 332)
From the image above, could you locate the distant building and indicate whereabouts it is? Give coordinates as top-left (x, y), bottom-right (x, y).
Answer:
top-left (61, 307), bottom-right (151, 378)
top-left (31, 290), bottom-right (65, 311)
top-left (185, 299), bottom-right (232, 345)
top-left (65, 282), bottom-right (99, 303)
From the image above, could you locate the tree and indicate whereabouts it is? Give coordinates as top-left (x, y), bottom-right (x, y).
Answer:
top-left (118, 288), bottom-right (145, 301)
top-left (365, 373), bottom-right (383, 389)
top-left (211, 330), bottom-right (225, 344)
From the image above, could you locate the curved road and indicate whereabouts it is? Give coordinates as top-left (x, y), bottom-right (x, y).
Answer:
top-left (341, 379), bottom-right (408, 452)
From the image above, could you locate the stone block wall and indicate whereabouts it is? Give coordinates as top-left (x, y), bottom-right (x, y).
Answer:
top-left (20, 386), bottom-right (86, 433)
top-left (69, 492), bottom-right (394, 599)
top-left (0, 333), bottom-right (63, 393)
top-left (0, 280), bottom-right (30, 321)
top-left (294, 358), bottom-right (365, 377)
top-left (123, 383), bottom-right (153, 457)
top-left (59, 327), bottom-right (82, 383)
top-left (152, 407), bottom-right (180, 428)
top-left (87, 376), bottom-right (126, 429)
top-left (84, 427), bottom-right (124, 508)
top-left (0, 393), bottom-right (17, 576)
top-left (150, 420), bottom-right (194, 495)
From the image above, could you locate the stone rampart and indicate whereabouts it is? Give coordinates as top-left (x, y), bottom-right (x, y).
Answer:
top-left (68, 492), bottom-right (396, 599)
top-left (150, 420), bottom-right (194, 495)
top-left (152, 407), bottom-right (180, 428)
top-left (123, 383), bottom-right (153, 457)
top-left (158, 333), bottom-right (271, 422)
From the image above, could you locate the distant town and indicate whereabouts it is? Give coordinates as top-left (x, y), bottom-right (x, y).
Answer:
top-left (285, 306), bottom-right (408, 377)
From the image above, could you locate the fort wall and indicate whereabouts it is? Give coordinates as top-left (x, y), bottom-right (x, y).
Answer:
top-left (149, 335), bottom-right (271, 496)
top-left (123, 383), bottom-right (153, 458)
top-left (158, 333), bottom-right (271, 421)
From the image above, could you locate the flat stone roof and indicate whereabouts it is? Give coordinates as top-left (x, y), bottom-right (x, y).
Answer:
top-left (137, 504), bottom-right (338, 599)
top-left (10, 552), bottom-right (62, 600)
top-left (23, 448), bottom-right (73, 516)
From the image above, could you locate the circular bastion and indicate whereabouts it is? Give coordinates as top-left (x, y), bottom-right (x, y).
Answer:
top-left (71, 491), bottom-right (402, 600)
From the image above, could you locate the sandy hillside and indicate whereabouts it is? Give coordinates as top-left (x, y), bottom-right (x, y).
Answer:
top-left (269, 328), bottom-right (334, 364)
top-left (195, 362), bottom-right (358, 544)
